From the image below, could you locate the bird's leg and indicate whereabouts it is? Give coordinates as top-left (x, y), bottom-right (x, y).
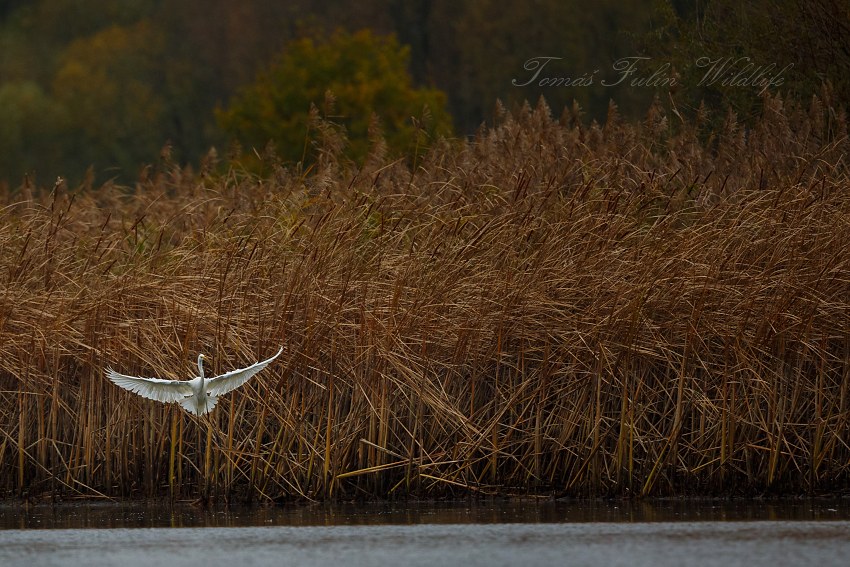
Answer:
top-left (203, 413), bottom-right (214, 505)
top-left (192, 411), bottom-right (208, 507)
top-left (168, 409), bottom-right (179, 503)
top-left (200, 411), bottom-right (223, 505)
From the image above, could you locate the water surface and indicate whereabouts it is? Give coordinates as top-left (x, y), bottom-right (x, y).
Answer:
top-left (1, 500), bottom-right (848, 567)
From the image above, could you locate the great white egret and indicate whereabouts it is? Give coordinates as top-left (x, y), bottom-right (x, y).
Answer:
top-left (106, 347), bottom-right (283, 415)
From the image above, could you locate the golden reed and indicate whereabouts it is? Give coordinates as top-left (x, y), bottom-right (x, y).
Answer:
top-left (1, 93), bottom-right (848, 501)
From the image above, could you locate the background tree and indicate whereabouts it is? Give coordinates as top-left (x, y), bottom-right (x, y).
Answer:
top-left (0, 81), bottom-right (69, 184)
top-left (426, 0), bottom-right (655, 133)
top-left (643, 0), bottom-right (850, 126)
top-left (1, 0), bottom-right (845, 187)
top-left (217, 29), bottom-right (453, 164)
top-left (52, 20), bottom-right (168, 178)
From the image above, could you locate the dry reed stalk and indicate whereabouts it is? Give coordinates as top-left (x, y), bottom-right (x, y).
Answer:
top-left (0, 93), bottom-right (849, 501)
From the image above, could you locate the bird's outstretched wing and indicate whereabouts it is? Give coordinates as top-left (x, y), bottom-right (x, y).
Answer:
top-left (106, 368), bottom-right (194, 403)
top-left (205, 347), bottom-right (283, 397)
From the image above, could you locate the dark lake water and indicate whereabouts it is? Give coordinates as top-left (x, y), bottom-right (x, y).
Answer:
top-left (1, 500), bottom-right (848, 566)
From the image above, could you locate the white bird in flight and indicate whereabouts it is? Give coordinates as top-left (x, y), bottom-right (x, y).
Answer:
top-left (106, 347), bottom-right (283, 415)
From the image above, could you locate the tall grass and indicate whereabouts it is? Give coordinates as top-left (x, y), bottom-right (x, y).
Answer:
top-left (1, 93), bottom-right (848, 501)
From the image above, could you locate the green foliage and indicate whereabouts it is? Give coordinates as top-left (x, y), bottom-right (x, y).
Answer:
top-left (643, 0), bottom-right (850, 127)
top-left (217, 29), bottom-right (453, 164)
top-left (0, 0), bottom-right (156, 84)
top-left (52, 20), bottom-right (168, 176)
top-left (0, 1), bottom-right (660, 186)
top-left (0, 81), bottom-right (69, 183)
top-left (7, 0), bottom-right (844, 187)
top-left (427, 0), bottom-right (656, 133)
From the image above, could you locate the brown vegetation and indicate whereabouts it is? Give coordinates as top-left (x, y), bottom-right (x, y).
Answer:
top-left (1, 93), bottom-right (848, 502)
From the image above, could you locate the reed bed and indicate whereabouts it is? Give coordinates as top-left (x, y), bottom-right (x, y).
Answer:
top-left (1, 94), bottom-right (848, 502)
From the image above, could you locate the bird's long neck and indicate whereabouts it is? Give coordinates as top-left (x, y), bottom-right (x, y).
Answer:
top-left (197, 354), bottom-right (206, 394)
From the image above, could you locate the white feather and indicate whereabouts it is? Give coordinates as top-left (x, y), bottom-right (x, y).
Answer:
top-left (206, 347), bottom-right (284, 396)
top-left (105, 369), bottom-right (194, 403)
top-left (106, 347), bottom-right (283, 415)
top-left (179, 390), bottom-right (219, 415)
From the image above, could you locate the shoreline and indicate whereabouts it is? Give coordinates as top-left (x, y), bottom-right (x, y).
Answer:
top-left (3, 495), bottom-right (850, 530)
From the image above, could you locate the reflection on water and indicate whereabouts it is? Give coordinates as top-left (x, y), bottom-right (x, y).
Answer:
top-left (1, 498), bottom-right (848, 529)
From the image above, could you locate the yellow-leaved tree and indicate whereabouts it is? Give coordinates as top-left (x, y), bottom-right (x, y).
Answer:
top-left (217, 29), bottom-right (453, 165)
